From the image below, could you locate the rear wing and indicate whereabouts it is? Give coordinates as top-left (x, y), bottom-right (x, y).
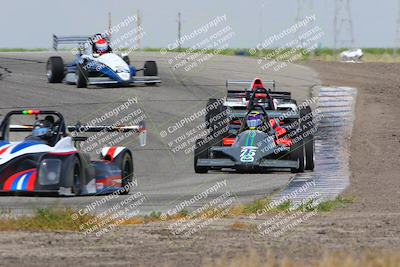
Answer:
top-left (225, 80), bottom-right (294, 101)
top-left (9, 122), bottom-right (147, 146)
top-left (230, 110), bottom-right (300, 120)
top-left (53, 35), bottom-right (90, 50)
top-left (2, 110), bottom-right (146, 146)
top-left (226, 90), bottom-right (292, 100)
top-left (226, 80), bottom-right (276, 91)
top-left (68, 122), bottom-right (147, 146)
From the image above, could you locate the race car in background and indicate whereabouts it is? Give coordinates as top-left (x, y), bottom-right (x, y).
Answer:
top-left (195, 79), bottom-right (315, 173)
top-left (205, 78), bottom-right (298, 120)
top-left (0, 110), bottom-right (146, 196)
top-left (46, 34), bottom-right (160, 88)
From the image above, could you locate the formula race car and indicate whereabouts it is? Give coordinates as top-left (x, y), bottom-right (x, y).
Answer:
top-left (0, 110), bottom-right (146, 196)
top-left (205, 79), bottom-right (298, 122)
top-left (194, 79), bottom-right (315, 173)
top-left (46, 34), bottom-right (160, 88)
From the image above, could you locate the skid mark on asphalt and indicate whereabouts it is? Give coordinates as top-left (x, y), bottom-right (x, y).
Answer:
top-left (0, 65), bottom-right (12, 80)
top-left (0, 57), bottom-right (45, 64)
top-left (273, 87), bottom-right (357, 205)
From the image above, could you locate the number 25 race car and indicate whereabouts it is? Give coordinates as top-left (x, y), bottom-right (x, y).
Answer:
top-left (195, 78), bottom-right (315, 174)
top-left (46, 34), bottom-right (161, 88)
top-left (0, 110), bottom-right (146, 196)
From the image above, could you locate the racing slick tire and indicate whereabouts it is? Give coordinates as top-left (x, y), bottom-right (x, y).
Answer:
top-left (122, 55), bottom-right (130, 66)
top-left (144, 61), bottom-right (158, 76)
top-left (305, 138), bottom-right (314, 170)
top-left (205, 98), bottom-right (229, 128)
top-left (205, 99), bottom-right (230, 146)
top-left (46, 56), bottom-right (64, 83)
top-left (120, 152), bottom-right (134, 195)
top-left (76, 63), bottom-right (88, 88)
top-left (300, 105), bottom-right (315, 170)
top-left (290, 139), bottom-right (305, 173)
top-left (194, 139), bottom-right (209, 173)
top-left (71, 157), bottom-right (83, 196)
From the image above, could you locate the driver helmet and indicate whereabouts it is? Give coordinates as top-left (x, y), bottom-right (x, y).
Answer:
top-left (32, 117), bottom-right (54, 140)
top-left (95, 38), bottom-right (109, 54)
top-left (246, 111), bottom-right (263, 129)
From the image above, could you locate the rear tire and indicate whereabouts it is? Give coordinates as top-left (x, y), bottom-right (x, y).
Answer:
top-left (194, 139), bottom-right (209, 173)
top-left (143, 61), bottom-right (158, 76)
top-left (76, 63), bottom-right (88, 88)
top-left (120, 152), bottom-right (133, 195)
top-left (47, 56), bottom-right (64, 83)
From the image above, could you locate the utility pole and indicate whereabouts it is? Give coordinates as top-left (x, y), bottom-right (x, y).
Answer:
top-left (177, 12), bottom-right (182, 51)
top-left (394, 0), bottom-right (400, 56)
top-left (258, 3), bottom-right (265, 44)
top-left (296, 0), bottom-right (314, 48)
top-left (136, 10), bottom-right (142, 50)
top-left (108, 12), bottom-right (112, 40)
top-left (334, 0), bottom-right (354, 51)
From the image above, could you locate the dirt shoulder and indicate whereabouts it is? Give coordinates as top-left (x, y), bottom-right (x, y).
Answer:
top-left (0, 61), bottom-right (399, 267)
top-left (305, 61), bottom-right (400, 213)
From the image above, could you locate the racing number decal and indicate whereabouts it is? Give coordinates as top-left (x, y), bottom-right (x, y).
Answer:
top-left (240, 146), bottom-right (258, 162)
top-left (240, 132), bottom-right (257, 162)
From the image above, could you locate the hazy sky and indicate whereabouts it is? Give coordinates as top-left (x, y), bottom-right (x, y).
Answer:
top-left (0, 0), bottom-right (397, 48)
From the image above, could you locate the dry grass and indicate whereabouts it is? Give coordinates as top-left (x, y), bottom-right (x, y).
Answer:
top-left (202, 250), bottom-right (400, 267)
top-left (230, 221), bottom-right (252, 231)
top-left (0, 208), bottom-right (95, 232)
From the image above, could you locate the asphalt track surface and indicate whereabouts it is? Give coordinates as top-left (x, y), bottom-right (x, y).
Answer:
top-left (0, 52), bottom-right (319, 216)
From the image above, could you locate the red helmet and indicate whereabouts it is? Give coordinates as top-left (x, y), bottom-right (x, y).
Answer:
top-left (95, 39), bottom-right (108, 53)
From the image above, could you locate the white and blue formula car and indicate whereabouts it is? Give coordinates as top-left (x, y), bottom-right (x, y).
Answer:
top-left (46, 34), bottom-right (160, 88)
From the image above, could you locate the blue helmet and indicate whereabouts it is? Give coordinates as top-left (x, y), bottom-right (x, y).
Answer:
top-left (32, 119), bottom-right (53, 139)
top-left (246, 111), bottom-right (263, 129)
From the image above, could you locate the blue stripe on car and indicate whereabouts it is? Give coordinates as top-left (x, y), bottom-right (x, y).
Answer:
top-left (98, 66), bottom-right (127, 82)
top-left (11, 141), bottom-right (42, 154)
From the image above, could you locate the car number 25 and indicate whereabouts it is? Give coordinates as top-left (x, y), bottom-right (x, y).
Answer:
top-left (240, 146), bottom-right (258, 162)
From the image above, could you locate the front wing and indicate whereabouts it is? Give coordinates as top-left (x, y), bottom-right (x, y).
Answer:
top-left (196, 158), bottom-right (299, 169)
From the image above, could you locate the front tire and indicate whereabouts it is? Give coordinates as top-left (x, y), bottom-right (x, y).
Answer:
top-left (122, 55), bottom-right (130, 66)
top-left (120, 152), bottom-right (134, 195)
top-left (47, 56), bottom-right (64, 83)
top-left (194, 139), bottom-right (209, 173)
top-left (76, 63), bottom-right (88, 88)
top-left (143, 61), bottom-right (158, 76)
top-left (290, 139), bottom-right (305, 173)
top-left (301, 105), bottom-right (315, 170)
top-left (205, 98), bottom-right (227, 129)
top-left (71, 158), bottom-right (82, 196)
